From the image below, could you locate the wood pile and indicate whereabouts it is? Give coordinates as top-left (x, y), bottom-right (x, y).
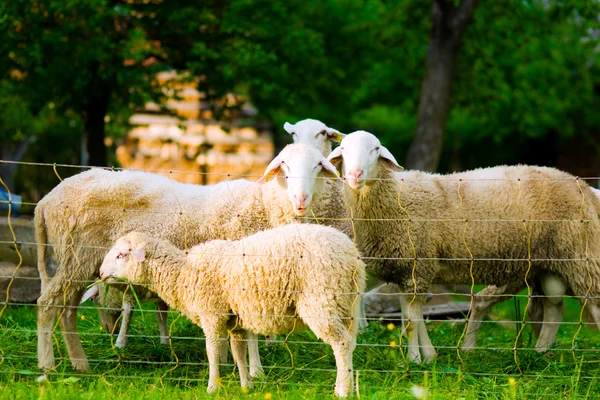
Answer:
top-left (116, 71), bottom-right (274, 184)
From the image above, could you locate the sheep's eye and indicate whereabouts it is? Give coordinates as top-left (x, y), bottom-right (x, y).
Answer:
top-left (116, 254), bottom-right (124, 260)
top-left (319, 130), bottom-right (327, 136)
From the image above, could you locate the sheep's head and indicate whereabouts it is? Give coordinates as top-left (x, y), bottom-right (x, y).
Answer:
top-left (327, 131), bottom-right (403, 190)
top-left (258, 143), bottom-right (341, 216)
top-left (284, 119), bottom-right (345, 157)
top-left (99, 232), bottom-right (151, 284)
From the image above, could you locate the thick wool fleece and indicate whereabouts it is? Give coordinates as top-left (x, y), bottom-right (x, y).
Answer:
top-left (122, 224), bottom-right (365, 338)
top-left (114, 224), bottom-right (365, 397)
top-left (35, 155), bottom-right (342, 371)
top-left (343, 164), bottom-right (600, 304)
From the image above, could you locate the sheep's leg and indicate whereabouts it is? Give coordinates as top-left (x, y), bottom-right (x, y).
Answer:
top-left (58, 287), bottom-right (89, 371)
top-left (535, 273), bottom-right (567, 351)
top-left (97, 309), bottom-right (120, 333)
top-left (115, 301), bottom-right (133, 349)
top-left (534, 298), bottom-right (563, 351)
top-left (330, 337), bottom-right (354, 398)
top-left (418, 317), bottom-right (436, 363)
top-left (247, 331), bottom-right (265, 378)
top-left (399, 295), bottom-right (420, 363)
top-left (203, 326), bottom-right (227, 394)
top-left (585, 303), bottom-right (600, 330)
top-left (155, 301), bottom-right (169, 345)
top-left (37, 294), bottom-right (59, 370)
top-left (462, 284), bottom-right (511, 351)
top-left (219, 338), bottom-right (229, 365)
top-left (230, 331), bottom-right (253, 390)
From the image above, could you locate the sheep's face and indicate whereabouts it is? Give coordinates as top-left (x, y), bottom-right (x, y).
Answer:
top-left (327, 131), bottom-right (403, 190)
top-left (284, 119), bottom-right (345, 157)
top-left (99, 235), bottom-right (146, 283)
top-left (259, 143), bottom-right (341, 216)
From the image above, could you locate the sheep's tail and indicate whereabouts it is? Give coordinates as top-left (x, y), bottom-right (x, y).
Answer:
top-left (35, 206), bottom-right (50, 290)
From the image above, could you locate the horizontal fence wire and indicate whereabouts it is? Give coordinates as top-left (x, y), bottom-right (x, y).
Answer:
top-left (1, 159), bottom-right (600, 397)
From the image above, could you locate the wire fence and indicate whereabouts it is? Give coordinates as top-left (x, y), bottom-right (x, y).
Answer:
top-left (1, 160), bottom-right (600, 397)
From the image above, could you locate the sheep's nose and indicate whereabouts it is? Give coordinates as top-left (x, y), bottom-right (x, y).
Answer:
top-left (347, 170), bottom-right (364, 181)
top-left (294, 193), bottom-right (309, 208)
top-left (99, 271), bottom-right (104, 278)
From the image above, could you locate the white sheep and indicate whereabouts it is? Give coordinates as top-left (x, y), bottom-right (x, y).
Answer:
top-left (328, 130), bottom-right (600, 363)
top-left (36, 143), bottom-right (341, 372)
top-left (284, 118), bottom-right (345, 157)
top-left (99, 224), bottom-right (365, 397)
top-left (463, 185), bottom-right (600, 349)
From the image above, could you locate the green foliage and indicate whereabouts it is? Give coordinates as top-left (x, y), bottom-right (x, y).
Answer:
top-left (1, 0), bottom-right (599, 177)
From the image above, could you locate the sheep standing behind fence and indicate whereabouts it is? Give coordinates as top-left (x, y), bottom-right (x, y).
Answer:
top-left (328, 130), bottom-right (600, 363)
top-left (99, 224), bottom-right (365, 397)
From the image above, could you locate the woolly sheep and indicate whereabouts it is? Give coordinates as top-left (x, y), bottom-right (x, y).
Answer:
top-left (328, 130), bottom-right (600, 363)
top-left (99, 224), bottom-right (365, 397)
top-left (36, 143), bottom-right (341, 372)
top-left (284, 118), bottom-right (345, 157)
top-left (464, 185), bottom-right (600, 348)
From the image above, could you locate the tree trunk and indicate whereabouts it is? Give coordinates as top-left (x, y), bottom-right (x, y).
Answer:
top-left (83, 84), bottom-right (111, 167)
top-left (405, 0), bottom-right (479, 172)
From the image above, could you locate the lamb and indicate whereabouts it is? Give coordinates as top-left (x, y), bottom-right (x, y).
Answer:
top-left (36, 143), bottom-right (341, 372)
top-left (327, 130), bottom-right (600, 363)
top-left (99, 224), bottom-right (365, 397)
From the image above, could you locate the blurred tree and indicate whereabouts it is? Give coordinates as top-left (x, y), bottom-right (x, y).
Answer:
top-left (405, 0), bottom-right (479, 171)
top-left (0, 0), bottom-right (166, 167)
top-left (351, 0), bottom-right (599, 173)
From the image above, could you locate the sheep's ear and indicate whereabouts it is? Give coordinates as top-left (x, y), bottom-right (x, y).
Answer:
top-left (80, 285), bottom-right (99, 304)
top-left (320, 159), bottom-right (342, 181)
top-left (325, 128), bottom-right (345, 143)
top-left (258, 155), bottom-right (282, 183)
top-left (327, 146), bottom-right (343, 166)
top-left (378, 146), bottom-right (403, 171)
top-left (131, 249), bottom-right (146, 262)
top-left (283, 122), bottom-right (295, 135)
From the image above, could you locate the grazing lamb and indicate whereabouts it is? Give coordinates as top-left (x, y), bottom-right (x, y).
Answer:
top-left (36, 143), bottom-right (341, 372)
top-left (328, 130), bottom-right (600, 363)
top-left (99, 225), bottom-right (365, 397)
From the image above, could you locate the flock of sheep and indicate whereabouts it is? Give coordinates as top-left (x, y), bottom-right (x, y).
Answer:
top-left (33, 119), bottom-right (600, 397)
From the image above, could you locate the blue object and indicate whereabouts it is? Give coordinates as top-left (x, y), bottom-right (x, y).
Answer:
top-left (0, 188), bottom-right (21, 217)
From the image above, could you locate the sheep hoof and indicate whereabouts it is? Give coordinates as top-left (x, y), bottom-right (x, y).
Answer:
top-left (115, 339), bottom-right (127, 349)
top-left (159, 337), bottom-right (169, 345)
top-left (71, 358), bottom-right (90, 372)
top-left (207, 384), bottom-right (219, 394)
top-left (460, 344), bottom-right (476, 352)
top-left (250, 367), bottom-right (265, 379)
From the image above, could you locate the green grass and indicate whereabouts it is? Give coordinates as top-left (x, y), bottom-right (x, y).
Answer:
top-left (1, 294), bottom-right (599, 399)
